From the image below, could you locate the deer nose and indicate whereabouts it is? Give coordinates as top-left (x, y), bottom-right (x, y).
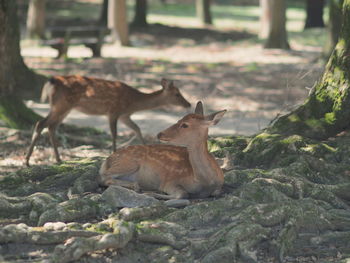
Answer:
top-left (157, 132), bottom-right (164, 140)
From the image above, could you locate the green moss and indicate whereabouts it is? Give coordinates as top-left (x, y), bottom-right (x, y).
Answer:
top-left (209, 136), bottom-right (248, 158)
top-left (280, 135), bottom-right (304, 145)
top-left (300, 142), bottom-right (337, 157)
top-left (15, 164), bottom-right (73, 180)
top-left (136, 221), bottom-right (163, 235)
top-left (324, 112), bottom-right (337, 124)
top-left (86, 222), bottom-right (112, 234)
top-left (241, 133), bottom-right (284, 167)
top-left (224, 169), bottom-right (268, 188)
top-left (0, 95), bottom-right (41, 129)
top-left (304, 118), bottom-right (325, 129)
top-left (0, 175), bottom-right (26, 189)
top-left (287, 114), bottom-right (301, 123)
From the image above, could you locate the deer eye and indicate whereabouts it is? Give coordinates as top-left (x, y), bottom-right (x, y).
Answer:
top-left (180, 123), bottom-right (189, 128)
top-left (175, 93), bottom-right (181, 97)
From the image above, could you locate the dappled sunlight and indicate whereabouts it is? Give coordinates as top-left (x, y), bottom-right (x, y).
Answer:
top-left (24, 40), bottom-right (322, 138)
top-left (4, 1), bottom-right (350, 262)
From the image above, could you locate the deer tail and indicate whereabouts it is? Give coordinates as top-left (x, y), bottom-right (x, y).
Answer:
top-left (40, 78), bottom-right (55, 103)
top-left (99, 159), bottom-right (109, 176)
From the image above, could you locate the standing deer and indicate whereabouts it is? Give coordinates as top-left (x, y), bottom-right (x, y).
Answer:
top-left (99, 101), bottom-right (226, 199)
top-left (25, 75), bottom-right (191, 166)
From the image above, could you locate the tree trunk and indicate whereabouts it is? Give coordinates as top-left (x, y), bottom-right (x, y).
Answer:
top-left (267, 0), bottom-right (350, 139)
top-left (324, 0), bottom-right (344, 58)
top-left (108, 0), bottom-right (129, 46)
top-left (99, 0), bottom-right (109, 26)
top-left (304, 0), bottom-right (325, 29)
top-left (0, 0), bottom-right (44, 129)
top-left (196, 0), bottom-right (213, 26)
top-left (26, 0), bottom-right (46, 39)
top-left (263, 0), bottom-right (289, 49)
top-left (132, 0), bottom-right (148, 28)
top-left (259, 0), bottom-right (271, 39)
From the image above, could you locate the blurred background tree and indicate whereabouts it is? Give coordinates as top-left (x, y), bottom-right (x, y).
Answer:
top-left (304, 0), bottom-right (325, 29)
top-left (132, 0), bottom-right (148, 28)
top-left (26, 0), bottom-right (46, 38)
top-left (260, 0), bottom-right (289, 49)
top-left (196, 0), bottom-right (213, 25)
top-left (0, 0), bottom-right (43, 129)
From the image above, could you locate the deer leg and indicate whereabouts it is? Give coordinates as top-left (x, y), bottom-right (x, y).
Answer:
top-left (98, 154), bottom-right (139, 187)
top-left (144, 185), bottom-right (189, 200)
top-left (48, 123), bottom-right (62, 163)
top-left (108, 117), bottom-right (118, 152)
top-left (25, 118), bottom-right (49, 166)
top-left (144, 190), bottom-right (188, 200)
top-left (100, 178), bottom-right (138, 190)
top-left (45, 106), bottom-right (71, 164)
top-left (120, 115), bottom-right (145, 144)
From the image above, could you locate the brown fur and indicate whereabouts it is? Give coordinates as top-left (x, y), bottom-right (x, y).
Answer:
top-left (25, 75), bottom-right (190, 166)
top-left (99, 102), bottom-right (226, 199)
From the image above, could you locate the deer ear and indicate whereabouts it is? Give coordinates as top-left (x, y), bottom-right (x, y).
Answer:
top-left (204, 110), bottom-right (226, 126)
top-left (194, 101), bottom-right (204, 115)
top-left (161, 78), bottom-right (173, 90)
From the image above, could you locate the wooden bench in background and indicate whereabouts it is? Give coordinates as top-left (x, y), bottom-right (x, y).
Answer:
top-left (43, 26), bottom-right (110, 58)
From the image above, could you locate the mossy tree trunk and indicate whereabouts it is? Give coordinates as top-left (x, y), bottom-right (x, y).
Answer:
top-left (268, 0), bottom-right (350, 139)
top-left (0, 0), bottom-right (44, 129)
top-left (131, 0), bottom-right (148, 28)
top-left (324, 0), bottom-right (344, 58)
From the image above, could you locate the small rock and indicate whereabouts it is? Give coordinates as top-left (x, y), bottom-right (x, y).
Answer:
top-left (43, 222), bottom-right (66, 231)
top-left (101, 186), bottom-right (160, 208)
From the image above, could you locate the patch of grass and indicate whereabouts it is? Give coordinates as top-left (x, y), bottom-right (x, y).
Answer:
top-left (289, 28), bottom-right (327, 47)
top-left (47, 1), bottom-right (101, 21)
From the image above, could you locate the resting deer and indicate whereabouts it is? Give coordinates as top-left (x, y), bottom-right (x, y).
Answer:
top-left (99, 101), bottom-right (226, 199)
top-left (25, 76), bottom-right (191, 166)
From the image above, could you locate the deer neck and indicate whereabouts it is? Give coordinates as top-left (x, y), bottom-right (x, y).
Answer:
top-left (186, 136), bottom-right (219, 183)
top-left (132, 90), bottom-right (164, 112)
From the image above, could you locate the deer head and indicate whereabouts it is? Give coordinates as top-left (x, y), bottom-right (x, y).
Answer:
top-left (160, 78), bottom-right (191, 108)
top-left (157, 101), bottom-right (226, 148)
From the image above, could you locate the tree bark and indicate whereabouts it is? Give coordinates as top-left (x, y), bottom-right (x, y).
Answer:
top-left (304, 0), bottom-right (325, 29)
top-left (196, 0), bottom-right (213, 26)
top-left (263, 0), bottom-right (290, 49)
top-left (0, 0), bottom-right (44, 129)
top-left (259, 0), bottom-right (271, 39)
top-left (108, 0), bottom-right (129, 46)
top-left (267, 0), bottom-right (350, 139)
top-left (132, 0), bottom-right (148, 28)
top-left (26, 0), bottom-right (46, 39)
top-left (324, 0), bottom-right (344, 58)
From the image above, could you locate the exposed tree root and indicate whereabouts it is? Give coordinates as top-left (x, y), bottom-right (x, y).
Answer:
top-left (1, 130), bottom-right (350, 262)
top-left (51, 220), bottom-right (135, 263)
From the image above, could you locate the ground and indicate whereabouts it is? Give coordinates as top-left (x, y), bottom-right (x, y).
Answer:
top-left (3, 20), bottom-right (324, 168)
top-left (2, 1), bottom-right (350, 263)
